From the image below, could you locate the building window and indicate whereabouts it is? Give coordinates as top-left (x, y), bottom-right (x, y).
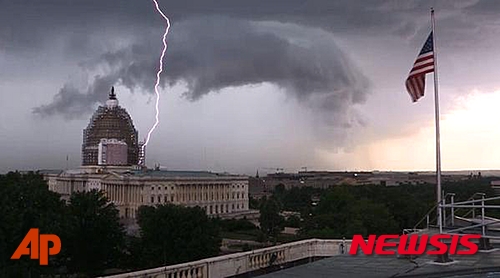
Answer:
top-left (151, 186), bottom-right (154, 191)
top-left (151, 196), bottom-right (154, 203)
top-left (165, 195), bottom-right (168, 203)
top-left (171, 195), bottom-right (174, 202)
top-left (232, 204), bottom-right (235, 210)
top-left (210, 205), bottom-right (213, 214)
top-left (215, 205), bottom-right (218, 214)
top-left (237, 204), bottom-right (239, 209)
top-left (158, 195), bottom-right (161, 203)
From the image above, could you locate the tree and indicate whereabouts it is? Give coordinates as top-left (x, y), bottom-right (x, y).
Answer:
top-left (217, 218), bottom-right (257, 232)
top-left (300, 186), bottom-right (398, 238)
top-left (259, 197), bottom-right (284, 241)
top-left (0, 172), bottom-right (67, 277)
top-left (285, 215), bottom-right (301, 228)
top-left (133, 204), bottom-right (221, 268)
top-left (65, 190), bottom-right (125, 276)
top-left (353, 198), bottom-right (399, 235)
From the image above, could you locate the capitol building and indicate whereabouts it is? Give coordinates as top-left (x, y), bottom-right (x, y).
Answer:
top-left (44, 87), bottom-right (249, 219)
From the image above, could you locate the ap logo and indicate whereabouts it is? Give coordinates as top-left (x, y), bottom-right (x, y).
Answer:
top-left (11, 228), bottom-right (61, 265)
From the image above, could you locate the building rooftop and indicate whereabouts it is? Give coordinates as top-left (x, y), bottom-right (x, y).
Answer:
top-left (259, 249), bottom-right (500, 278)
top-left (127, 170), bottom-right (244, 178)
top-left (41, 168), bottom-right (246, 179)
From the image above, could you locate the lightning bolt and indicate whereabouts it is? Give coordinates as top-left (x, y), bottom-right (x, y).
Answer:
top-left (141, 0), bottom-right (171, 165)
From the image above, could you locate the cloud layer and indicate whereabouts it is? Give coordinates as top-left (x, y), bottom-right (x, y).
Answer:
top-left (33, 17), bottom-right (370, 129)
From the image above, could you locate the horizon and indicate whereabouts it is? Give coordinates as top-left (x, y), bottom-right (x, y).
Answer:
top-left (4, 167), bottom-right (500, 178)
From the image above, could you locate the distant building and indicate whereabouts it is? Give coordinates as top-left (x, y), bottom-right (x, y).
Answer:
top-left (491, 180), bottom-right (500, 195)
top-left (249, 171), bottom-right (470, 197)
top-left (44, 168), bottom-right (249, 219)
top-left (44, 86), bottom-right (250, 219)
top-left (82, 87), bottom-right (140, 166)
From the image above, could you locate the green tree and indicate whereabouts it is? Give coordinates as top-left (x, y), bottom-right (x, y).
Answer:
top-left (285, 215), bottom-right (301, 228)
top-left (217, 218), bottom-right (257, 232)
top-left (65, 190), bottom-right (125, 276)
top-left (300, 186), bottom-right (398, 238)
top-left (353, 198), bottom-right (399, 235)
top-left (259, 197), bottom-right (284, 241)
top-left (133, 204), bottom-right (221, 268)
top-left (0, 172), bottom-right (67, 277)
top-left (249, 196), bottom-right (260, 209)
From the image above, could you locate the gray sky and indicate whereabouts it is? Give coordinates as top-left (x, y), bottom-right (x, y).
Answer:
top-left (2, 0), bottom-right (500, 174)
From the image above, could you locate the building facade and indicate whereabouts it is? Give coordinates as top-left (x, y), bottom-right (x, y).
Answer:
top-left (45, 168), bottom-right (249, 219)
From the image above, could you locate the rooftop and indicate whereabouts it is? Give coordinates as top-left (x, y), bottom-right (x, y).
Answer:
top-left (259, 248), bottom-right (500, 278)
top-left (127, 169), bottom-right (243, 178)
top-left (40, 168), bottom-right (246, 179)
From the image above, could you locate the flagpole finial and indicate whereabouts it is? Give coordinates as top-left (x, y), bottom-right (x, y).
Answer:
top-left (431, 7), bottom-right (434, 13)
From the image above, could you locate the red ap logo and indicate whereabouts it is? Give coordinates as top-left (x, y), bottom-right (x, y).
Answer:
top-left (11, 228), bottom-right (61, 265)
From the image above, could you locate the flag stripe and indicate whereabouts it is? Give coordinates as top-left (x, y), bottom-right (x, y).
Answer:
top-left (414, 52), bottom-right (434, 63)
top-left (406, 75), bottom-right (426, 102)
top-left (412, 58), bottom-right (434, 69)
top-left (409, 66), bottom-right (434, 77)
top-left (405, 32), bottom-right (434, 102)
top-left (411, 64), bottom-right (434, 74)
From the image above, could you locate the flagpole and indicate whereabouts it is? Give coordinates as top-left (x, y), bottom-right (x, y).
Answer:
top-left (431, 8), bottom-right (443, 233)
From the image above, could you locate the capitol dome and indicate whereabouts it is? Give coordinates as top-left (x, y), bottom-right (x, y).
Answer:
top-left (81, 87), bottom-right (140, 166)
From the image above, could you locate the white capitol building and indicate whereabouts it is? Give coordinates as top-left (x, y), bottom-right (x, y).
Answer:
top-left (43, 87), bottom-right (249, 219)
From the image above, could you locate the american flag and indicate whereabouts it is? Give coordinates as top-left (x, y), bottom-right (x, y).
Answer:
top-left (405, 32), bottom-right (434, 102)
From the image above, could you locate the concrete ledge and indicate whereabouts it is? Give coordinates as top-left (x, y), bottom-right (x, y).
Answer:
top-left (99, 239), bottom-right (352, 278)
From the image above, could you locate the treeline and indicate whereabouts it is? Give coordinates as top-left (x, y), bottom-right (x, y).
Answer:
top-left (257, 178), bottom-right (496, 239)
top-left (1, 172), bottom-right (496, 276)
top-left (0, 172), bottom-right (221, 277)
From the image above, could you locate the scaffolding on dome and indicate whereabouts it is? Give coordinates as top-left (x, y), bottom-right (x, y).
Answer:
top-left (81, 87), bottom-right (140, 166)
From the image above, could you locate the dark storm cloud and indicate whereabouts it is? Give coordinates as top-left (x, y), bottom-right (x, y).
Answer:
top-left (2, 0), bottom-right (494, 122)
top-left (0, 0), bottom-right (489, 52)
top-left (32, 74), bottom-right (120, 118)
top-left (0, 0), bottom-right (428, 52)
top-left (34, 17), bottom-right (369, 129)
